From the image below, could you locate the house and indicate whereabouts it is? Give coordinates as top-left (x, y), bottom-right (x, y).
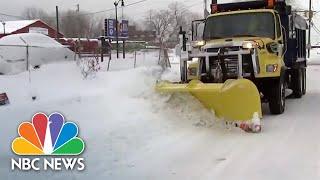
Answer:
top-left (0, 19), bottom-right (63, 39)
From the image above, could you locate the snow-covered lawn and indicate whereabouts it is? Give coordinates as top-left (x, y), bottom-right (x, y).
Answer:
top-left (1, 51), bottom-right (320, 180)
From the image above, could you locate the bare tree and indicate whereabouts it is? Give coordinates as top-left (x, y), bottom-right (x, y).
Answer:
top-left (145, 9), bottom-right (173, 47)
top-left (22, 7), bottom-right (105, 38)
top-left (60, 10), bottom-right (92, 38)
top-left (167, 2), bottom-right (189, 42)
top-left (145, 2), bottom-right (202, 45)
top-left (88, 16), bottom-right (105, 38)
top-left (21, 7), bottom-right (55, 27)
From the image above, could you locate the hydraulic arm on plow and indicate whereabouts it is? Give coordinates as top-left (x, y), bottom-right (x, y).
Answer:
top-left (156, 0), bottom-right (308, 132)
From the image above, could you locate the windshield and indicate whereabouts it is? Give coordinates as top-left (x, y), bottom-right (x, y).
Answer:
top-left (204, 12), bottom-right (275, 40)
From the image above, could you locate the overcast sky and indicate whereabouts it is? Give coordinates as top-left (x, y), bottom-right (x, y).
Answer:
top-left (0, 0), bottom-right (317, 21)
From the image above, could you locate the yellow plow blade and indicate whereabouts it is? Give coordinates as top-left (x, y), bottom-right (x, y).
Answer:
top-left (156, 79), bottom-right (262, 121)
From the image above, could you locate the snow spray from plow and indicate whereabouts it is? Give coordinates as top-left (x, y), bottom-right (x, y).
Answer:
top-left (156, 79), bottom-right (262, 133)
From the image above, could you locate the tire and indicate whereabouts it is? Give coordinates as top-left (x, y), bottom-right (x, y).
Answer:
top-left (292, 68), bottom-right (303, 98)
top-left (302, 68), bottom-right (306, 95)
top-left (269, 77), bottom-right (286, 115)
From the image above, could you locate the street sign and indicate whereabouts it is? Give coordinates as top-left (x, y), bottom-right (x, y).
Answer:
top-left (120, 20), bottom-right (129, 38)
top-left (105, 19), bottom-right (116, 38)
top-left (105, 19), bottom-right (129, 39)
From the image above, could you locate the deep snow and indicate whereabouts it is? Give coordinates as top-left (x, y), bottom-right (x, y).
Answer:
top-left (0, 33), bottom-right (74, 75)
top-left (1, 50), bottom-right (320, 180)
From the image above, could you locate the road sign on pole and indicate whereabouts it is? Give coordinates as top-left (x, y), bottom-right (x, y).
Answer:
top-left (105, 19), bottom-right (129, 39)
top-left (120, 20), bottom-right (129, 38)
top-left (105, 19), bottom-right (116, 39)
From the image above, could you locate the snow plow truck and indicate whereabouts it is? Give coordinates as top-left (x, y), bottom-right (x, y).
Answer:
top-left (156, 0), bottom-right (308, 132)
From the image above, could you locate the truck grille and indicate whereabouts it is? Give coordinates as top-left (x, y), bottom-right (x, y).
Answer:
top-left (209, 55), bottom-right (239, 77)
top-left (209, 54), bottom-right (253, 78)
top-left (206, 46), bottom-right (241, 53)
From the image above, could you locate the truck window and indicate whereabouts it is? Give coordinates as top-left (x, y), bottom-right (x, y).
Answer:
top-left (204, 12), bottom-right (275, 40)
top-left (276, 14), bottom-right (282, 38)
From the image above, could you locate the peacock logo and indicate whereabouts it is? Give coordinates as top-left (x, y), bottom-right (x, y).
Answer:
top-left (12, 112), bottom-right (85, 156)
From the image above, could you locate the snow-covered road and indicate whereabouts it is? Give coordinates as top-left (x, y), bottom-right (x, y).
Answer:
top-left (1, 54), bottom-right (320, 180)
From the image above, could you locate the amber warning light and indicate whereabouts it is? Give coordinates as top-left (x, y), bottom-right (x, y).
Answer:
top-left (267, 0), bottom-right (276, 8)
top-left (211, 4), bottom-right (218, 13)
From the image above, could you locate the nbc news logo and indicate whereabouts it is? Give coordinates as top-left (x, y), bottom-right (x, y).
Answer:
top-left (11, 113), bottom-right (85, 171)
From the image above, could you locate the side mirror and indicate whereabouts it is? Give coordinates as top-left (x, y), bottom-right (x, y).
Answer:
top-left (267, 42), bottom-right (283, 55)
top-left (192, 19), bottom-right (206, 41)
top-left (179, 26), bottom-right (187, 51)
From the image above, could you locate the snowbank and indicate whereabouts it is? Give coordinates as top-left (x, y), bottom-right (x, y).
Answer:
top-left (1, 50), bottom-right (320, 179)
top-left (0, 33), bottom-right (74, 75)
top-left (308, 49), bottom-right (320, 65)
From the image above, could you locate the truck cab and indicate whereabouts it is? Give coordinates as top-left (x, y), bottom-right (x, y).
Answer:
top-left (183, 0), bottom-right (307, 114)
top-left (189, 9), bottom-right (284, 80)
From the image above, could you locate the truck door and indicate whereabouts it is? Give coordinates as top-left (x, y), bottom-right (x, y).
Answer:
top-left (276, 14), bottom-right (285, 58)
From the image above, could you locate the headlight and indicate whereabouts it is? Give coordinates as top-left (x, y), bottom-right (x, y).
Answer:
top-left (187, 58), bottom-right (199, 64)
top-left (191, 58), bottom-right (199, 63)
top-left (192, 41), bottom-right (206, 48)
top-left (242, 41), bottom-right (258, 49)
top-left (266, 42), bottom-right (278, 54)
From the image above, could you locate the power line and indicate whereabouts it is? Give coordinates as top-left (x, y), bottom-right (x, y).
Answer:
top-left (62, 0), bottom-right (148, 18)
top-left (125, 0), bottom-right (148, 7)
top-left (0, 12), bottom-right (24, 19)
top-left (181, 1), bottom-right (203, 14)
top-left (1, 0), bottom-right (149, 20)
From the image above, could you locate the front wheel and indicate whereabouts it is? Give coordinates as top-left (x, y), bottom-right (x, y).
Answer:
top-left (269, 77), bottom-right (286, 115)
top-left (292, 68), bottom-right (303, 98)
top-left (302, 68), bottom-right (306, 95)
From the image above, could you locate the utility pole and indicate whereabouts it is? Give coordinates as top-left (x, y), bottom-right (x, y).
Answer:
top-left (76, 4), bottom-right (80, 12)
top-left (2, 22), bottom-right (5, 35)
top-left (308, 0), bottom-right (312, 58)
top-left (114, 0), bottom-right (124, 59)
top-left (115, 2), bottom-right (119, 59)
top-left (121, 6), bottom-right (124, 20)
top-left (56, 6), bottom-right (60, 39)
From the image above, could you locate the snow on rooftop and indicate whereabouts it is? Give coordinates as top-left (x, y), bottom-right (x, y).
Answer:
top-left (0, 33), bottom-right (63, 47)
top-left (0, 20), bottom-right (37, 34)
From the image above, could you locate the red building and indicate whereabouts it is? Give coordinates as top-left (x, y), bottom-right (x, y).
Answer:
top-left (0, 19), bottom-right (63, 39)
top-left (58, 38), bottom-right (99, 54)
top-left (0, 19), bottom-right (99, 53)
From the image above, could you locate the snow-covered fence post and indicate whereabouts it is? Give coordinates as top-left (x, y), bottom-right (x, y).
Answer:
top-left (107, 48), bottom-right (112, 71)
top-left (164, 48), bottom-right (171, 68)
top-left (158, 48), bottom-right (162, 65)
top-left (158, 46), bottom-right (171, 70)
top-left (25, 44), bottom-right (37, 101)
top-left (74, 42), bottom-right (77, 61)
top-left (107, 58), bottom-right (111, 71)
top-left (134, 51), bottom-right (137, 68)
top-left (26, 45), bottom-right (31, 84)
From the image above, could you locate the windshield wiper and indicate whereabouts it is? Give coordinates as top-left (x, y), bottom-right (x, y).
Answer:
top-left (232, 34), bottom-right (257, 37)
